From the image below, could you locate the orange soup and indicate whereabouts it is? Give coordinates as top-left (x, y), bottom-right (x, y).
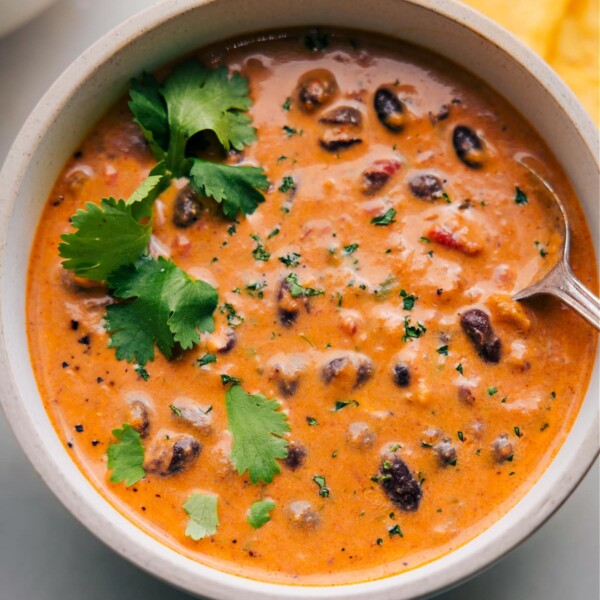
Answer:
top-left (27, 29), bottom-right (597, 585)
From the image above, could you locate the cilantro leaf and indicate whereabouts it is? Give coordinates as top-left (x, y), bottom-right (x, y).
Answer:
top-left (126, 162), bottom-right (169, 220)
top-left (285, 273), bottom-right (324, 297)
top-left (161, 62), bottom-right (256, 172)
top-left (59, 198), bottom-right (152, 282)
top-left (226, 384), bottom-right (290, 484)
top-left (105, 256), bottom-right (218, 365)
top-left (107, 423), bottom-right (145, 486)
top-left (247, 499), bottom-right (276, 528)
top-left (129, 72), bottom-right (169, 159)
top-left (183, 493), bottom-right (219, 540)
top-left (189, 159), bottom-right (269, 219)
top-left (371, 208), bottom-right (396, 226)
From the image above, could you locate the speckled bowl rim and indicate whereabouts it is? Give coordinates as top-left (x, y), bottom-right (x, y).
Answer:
top-left (0, 1), bottom-right (598, 599)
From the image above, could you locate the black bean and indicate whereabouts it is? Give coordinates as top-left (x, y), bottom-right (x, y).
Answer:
top-left (284, 443), bottom-right (307, 470)
top-left (127, 399), bottom-right (150, 438)
top-left (103, 119), bottom-right (149, 158)
top-left (319, 130), bottom-right (362, 152)
top-left (374, 87), bottom-right (407, 132)
top-left (491, 434), bottom-right (513, 463)
top-left (278, 377), bottom-right (299, 397)
top-left (457, 386), bottom-right (475, 406)
top-left (408, 173), bottom-right (444, 201)
top-left (392, 362), bottom-right (410, 387)
top-left (322, 357), bottom-right (348, 384)
top-left (170, 437), bottom-right (201, 473)
top-left (380, 454), bottom-right (422, 512)
top-left (145, 434), bottom-right (201, 476)
top-left (171, 399), bottom-right (212, 433)
top-left (287, 501), bottom-right (320, 529)
top-left (217, 329), bottom-right (236, 354)
top-left (460, 309), bottom-right (502, 363)
top-left (172, 186), bottom-right (203, 228)
top-left (277, 280), bottom-right (307, 327)
top-left (322, 355), bottom-right (373, 388)
top-left (360, 159), bottom-right (401, 195)
top-left (434, 440), bottom-right (457, 466)
top-left (355, 358), bottom-right (373, 387)
top-left (453, 125), bottom-right (485, 169)
top-left (296, 69), bottom-right (338, 112)
top-left (319, 106), bottom-right (362, 126)
top-left (429, 104), bottom-right (450, 125)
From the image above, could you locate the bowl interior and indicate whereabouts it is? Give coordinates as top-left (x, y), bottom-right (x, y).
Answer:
top-left (0, 1), bottom-right (598, 599)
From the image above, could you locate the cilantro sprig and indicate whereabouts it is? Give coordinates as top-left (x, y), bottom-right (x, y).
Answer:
top-left (60, 61), bottom-right (270, 366)
top-left (105, 256), bottom-right (218, 366)
top-left (226, 384), bottom-right (290, 484)
top-left (129, 61), bottom-right (268, 218)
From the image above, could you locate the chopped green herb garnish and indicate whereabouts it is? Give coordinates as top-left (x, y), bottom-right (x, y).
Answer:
top-left (169, 404), bottom-right (183, 417)
top-left (514, 426), bottom-right (522, 437)
top-left (282, 97), bottom-right (291, 111)
top-left (221, 374), bottom-right (241, 386)
top-left (279, 252), bottom-right (302, 267)
top-left (436, 345), bottom-right (449, 356)
top-left (343, 243), bottom-right (359, 254)
top-left (250, 234), bottom-right (271, 261)
top-left (515, 187), bottom-right (528, 205)
top-left (197, 353), bottom-right (217, 367)
top-left (370, 208), bottom-right (396, 226)
top-left (283, 125), bottom-right (298, 137)
top-left (457, 431), bottom-right (465, 442)
top-left (456, 363), bottom-right (464, 375)
top-left (134, 365), bottom-right (150, 380)
top-left (267, 227), bottom-right (280, 239)
top-left (313, 475), bottom-right (330, 498)
top-left (333, 399), bottom-right (359, 412)
top-left (402, 317), bottom-right (426, 342)
top-left (419, 236), bottom-right (430, 244)
top-left (400, 289), bottom-right (417, 311)
top-left (285, 272), bottom-right (324, 297)
top-left (220, 302), bottom-right (244, 328)
top-left (245, 281), bottom-right (267, 298)
top-left (306, 416), bottom-right (319, 426)
top-left (487, 387), bottom-right (498, 396)
top-left (278, 176), bottom-right (296, 193)
top-left (388, 524), bottom-right (403, 538)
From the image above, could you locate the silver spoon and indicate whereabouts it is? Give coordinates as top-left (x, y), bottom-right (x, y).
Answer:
top-left (512, 156), bottom-right (600, 330)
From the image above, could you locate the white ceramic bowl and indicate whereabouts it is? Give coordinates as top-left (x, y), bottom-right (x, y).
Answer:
top-left (0, 1), bottom-right (598, 599)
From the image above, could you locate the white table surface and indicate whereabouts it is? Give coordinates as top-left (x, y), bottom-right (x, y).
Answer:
top-left (0, 1), bottom-right (598, 598)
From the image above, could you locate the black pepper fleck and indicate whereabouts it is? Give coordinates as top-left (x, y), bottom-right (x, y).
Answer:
top-left (78, 335), bottom-right (90, 345)
top-left (75, 424), bottom-right (84, 433)
top-left (70, 320), bottom-right (79, 331)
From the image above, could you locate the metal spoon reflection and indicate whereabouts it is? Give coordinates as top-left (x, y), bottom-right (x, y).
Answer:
top-left (512, 156), bottom-right (600, 330)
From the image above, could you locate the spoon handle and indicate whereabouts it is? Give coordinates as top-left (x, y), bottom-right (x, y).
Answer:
top-left (527, 259), bottom-right (600, 330)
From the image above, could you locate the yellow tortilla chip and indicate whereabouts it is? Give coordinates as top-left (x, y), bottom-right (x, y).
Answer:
top-left (463, 0), bottom-right (599, 124)
top-left (548, 0), bottom-right (599, 123)
top-left (461, 0), bottom-right (570, 56)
